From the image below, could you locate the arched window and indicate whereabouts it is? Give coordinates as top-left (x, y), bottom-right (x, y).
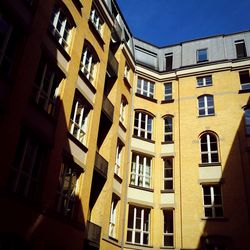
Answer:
top-left (134, 111), bottom-right (153, 140)
top-left (198, 95), bottom-right (214, 116)
top-left (200, 132), bottom-right (219, 163)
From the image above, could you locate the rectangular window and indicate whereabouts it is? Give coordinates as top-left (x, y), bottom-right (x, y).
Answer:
top-left (33, 56), bottom-right (63, 116)
top-left (115, 142), bottom-right (123, 176)
top-left (56, 162), bottom-right (82, 218)
top-left (90, 8), bottom-right (103, 34)
top-left (70, 92), bottom-right (91, 145)
top-left (163, 158), bottom-right (173, 190)
top-left (164, 83), bottom-right (172, 100)
top-left (165, 53), bottom-right (173, 71)
top-left (163, 210), bottom-right (174, 247)
top-left (49, 5), bottom-right (72, 50)
top-left (197, 49), bottom-right (208, 62)
top-left (109, 195), bottom-right (119, 239)
top-left (198, 95), bottom-right (214, 116)
top-left (137, 77), bottom-right (154, 98)
top-left (202, 185), bottom-right (223, 218)
top-left (131, 154), bottom-right (151, 188)
top-left (7, 129), bottom-right (46, 200)
top-left (119, 98), bottom-right (127, 125)
top-left (124, 63), bottom-right (130, 80)
top-left (134, 112), bottom-right (153, 140)
top-left (0, 15), bottom-right (22, 77)
top-left (235, 40), bottom-right (247, 58)
top-left (197, 76), bottom-right (212, 87)
top-left (164, 116), bottom-right (173, 142)
top-left (239, 71), bottom-right (250, 90)
top-left (127, 205), bottom-right (150, 245)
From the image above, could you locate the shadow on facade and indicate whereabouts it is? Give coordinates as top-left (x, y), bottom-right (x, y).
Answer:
top-left (197, 98), bottom-right (250, 249)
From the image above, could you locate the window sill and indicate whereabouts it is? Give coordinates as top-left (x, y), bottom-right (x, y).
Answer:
top-left (123, 76), bottom-right (132, 90)
top-left (125, 242), bottom-right (153, 249)
top-left (160, 247), bottom-right (175, 249)
top-left (114, 173), bottom-right (122, 183)
top-left (199, 163), bottom-right (221, 167)
top-left (47, 30), bottom-right (71, 62)
top-left (78, 70), bottom-right (97, 94)
top-left (67, 132), bottom-right (88, 153)
top-left (197, 59), bottom-right (209, 63)
top-left (161, 99), bottom-right (174, 104)
top-left (119, 121), bottom-right (127, 132)
top-left (201, 217), bottom-right (228, 221)
top-left (198, 114), bottom-right (215, 118)
top-left (88, 19), bottom-right (105, 48)
top-left (135, 93), bottom-right (157, 103)
top-left (161, 189), bottom-right (174, 193)
top-left (239, 89), bottom-right (250, 94)
top-left (129, 184), bottom-right (154, 193)
top-left (196, 84), bottom-right (212, 88)
top-left (161, 141), bottom-right (174, 144)
top-left (133, 135), bottom-right (155, 144)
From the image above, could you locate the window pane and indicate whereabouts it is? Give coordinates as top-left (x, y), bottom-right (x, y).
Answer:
top-left (204, 207), bottom-right (212, 217)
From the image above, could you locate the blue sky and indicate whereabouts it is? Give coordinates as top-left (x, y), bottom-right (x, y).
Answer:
top-left (116, 0), bottom-right (250, 47)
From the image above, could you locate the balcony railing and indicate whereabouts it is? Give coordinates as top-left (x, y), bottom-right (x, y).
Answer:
top-left (107, 50), bottom-right (118, 79)
top-left (86, 221), bottom-right (101, 248)
top-left (102, 95), bottom-right (114, 122)
top-left (94, 152), bottom-right (108, 178)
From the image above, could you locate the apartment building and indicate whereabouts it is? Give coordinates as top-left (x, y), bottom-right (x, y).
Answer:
top-left (0, 0), bottom-right (249, 250)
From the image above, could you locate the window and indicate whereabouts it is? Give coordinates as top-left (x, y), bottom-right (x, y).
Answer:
top-left (197, 49), bottom-right (208, 62)
top-left (115, 142), bottom-right (123, 176)
top-left (90, 8), bottom-right (103, 34)
top-left (163, 158), bottom-right (173, 190)
top-left (163, 210), bottom-right (174, 247)
top-left (164, 116), bottom-right (173, 142)
top-left (56, 162), bottom-right (82, 218)
top-left (33, 56), bottom-right (63, 116)
top-left (235, 40), bottom-right (247, 58)
top-left (202, 185), bottom-right (223, 218)
top-left (137, 77), bottom-right (154, 98)
top-left (119, 97), bottom-right (127, 125)
top-left (200, 133), bottom-right (219, 164)
top-left (164, 83), bottom-right (172, 100)
top-left (49, 4), bottom-right (72, 50)
top-left (124, 63), bottom-right (130, 80)
top-left (198, 95), bottom-right (215, 116)
top-left (80, 45), bottom-right (98, 83)
top-left (197, 76), bottom-right (212, 87)
top-left (165, 53), bottom-right (173, 71)
top-left (109, 195), bottom-right (119, 238)
top-left (69, 93), bottom-right (91, 144)
top-left (0, 14), bottom-right (22, 77)
top-left (244, 107), bottom-right (250, 135)
top-left (134, 111), bottom-right (153, 140)
top-left (131, 153), bottom-right (151, 188)
top-left (127, 205), bottom-right (150, 245)
top-left (239, 71), bottom-right (250, 90)
top-left (7, 130), bottom-right (46, 200)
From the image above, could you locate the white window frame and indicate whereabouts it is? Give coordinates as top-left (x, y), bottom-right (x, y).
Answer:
top-left (197, 76), bottom-right (212, 87)
top-left (34, 59), bottom-right (61, 116)
top-left (200, 133), bottom-right (219, 164)
top-left (163, 158), bottom-right (173, 190)
top-left (163, 210), bottom-right (174, 247)
top-left (202, 185), bottom-right (223, 218)
top-left (50, 6), bottom-right (72, 50)
top-left (80, 47), bottom-right (96, 83)
top-left (164, 83), bottom-right (172, 100)
top-left (164, 116), bottom-right (173, 142)
top-left (127, 206), bottom-right (150, 245)
top-left (137, 77), bottom-right (154, 98)
top-left (90, 8), bottom-right (103, 34)
top-left (70, 97), bottom-right (89, 145)
top-left (198, 95), bottom-right (215, 116)
top-left (124, 63), bottom-right (130, 80)
top-left (130, 154), bottom-right (151, 188)
top-left (114, 143), bottom-right (123, 176)
top-left (109, 196), bottom-right (119, 238)
top-left (134, 112), bottom-right (153, 140)
top-left (56, 163), bottom-right (81, 217)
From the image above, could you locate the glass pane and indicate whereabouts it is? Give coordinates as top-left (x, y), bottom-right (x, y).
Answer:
top-left (143, 233), bottom-right (149, 245)
top-left (204, 207), bottom-right (212, 217)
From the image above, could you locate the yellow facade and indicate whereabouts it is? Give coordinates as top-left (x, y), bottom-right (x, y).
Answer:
top-left (0, 0), bottom-right (250, 250)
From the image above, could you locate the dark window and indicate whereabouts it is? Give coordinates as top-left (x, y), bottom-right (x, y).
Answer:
top-left (197, 49), bottom-right (208, 62)
top-left (165, 53), bottom-right (173, 71)
top-left (239, 71), bottom-right (250, 90)
top-left (235, 40), bottom-right (247, 58)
